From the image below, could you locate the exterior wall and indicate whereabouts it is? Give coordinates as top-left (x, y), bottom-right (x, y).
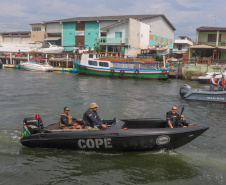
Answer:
top-left (99, 21), bottom-right (118, 29)
top-left (141, 16), bottom-right (174, 38)
top-left (85, 21), bottom-right (99, 48)
top-left (106, 22), bottom-right (128, 44)
top-left (31, 31), bottom-right (46, 42)
top-left (220, 50), bottom-right (226, 59)
top-left (139, 22), bottom-right (150, 49)
top-left (2, 35), bottom-right (31, 44)
top-left (128, 18), bottom-right (140, 48)
top-left (0, 35), bottom-right (3, 43)
top-left (46, 23), bottom-right (62, 33)
top-left (62, 22), bottom-right (75, 51)
top-left (197, 31), bottom-right (226, 42)
top-left (141, 16), bottom-right (174, 49)
top-left (31, 24), bottom-right (46, 42)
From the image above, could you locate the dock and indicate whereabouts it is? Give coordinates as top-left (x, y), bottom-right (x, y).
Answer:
top-left (0, 51), bottom-right (79, 72)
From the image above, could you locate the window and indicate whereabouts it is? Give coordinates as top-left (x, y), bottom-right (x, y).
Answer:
top-left (115, 32), bottom-right (122, 38)
top-left (208, 34), bottom-right (221, 42)
top-left (32, 27), bottom-right (41, 31)
top-left (178, 44), bottom-right (182, 50)
top-left (88, 60), bottom-right (97, 66)
top-left (99, 62), bottom-right (109, 67)
top-left (101, 32), bottom-right (107, 37)
top-left (89, 54), bottom-right (93, 58)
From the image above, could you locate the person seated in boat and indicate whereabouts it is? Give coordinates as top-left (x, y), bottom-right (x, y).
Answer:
top-left (83, 102), bottom-right (107, 130)
top-left (60, 107), bottom-right (82, 129)
top-left (166, 106), bottom-right (184, 128)
top-left (218, 74), bottom-right (226, 91)
top-left (210, 73), bottom-right (218, 91)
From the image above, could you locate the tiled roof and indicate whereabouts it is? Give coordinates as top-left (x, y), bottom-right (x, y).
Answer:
top-left (197, 26), bottom-right (226, 31)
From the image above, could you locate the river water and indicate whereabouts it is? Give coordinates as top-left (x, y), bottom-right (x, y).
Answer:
top-left (0, 69), bottom-right (226, 185)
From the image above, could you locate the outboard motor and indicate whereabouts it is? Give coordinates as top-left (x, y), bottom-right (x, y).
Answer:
top-left (23, 114), bottom-right (44, 134)
top-left (179, 84), bottom-right (192, 98)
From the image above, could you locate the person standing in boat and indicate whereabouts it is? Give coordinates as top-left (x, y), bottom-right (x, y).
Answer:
top-left (218, 74), bottom-right (226, 91)
top-left (166, 106), bottom-right (184, 128)
top-left (210, 73), bottom-right (218, 91)
top-left (60, 107), bottom-right (82, 129)
top-left (83, 102), bottom-right (107, 130)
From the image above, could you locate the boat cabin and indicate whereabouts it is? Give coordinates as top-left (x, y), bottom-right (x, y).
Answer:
top-left (80, 53), bottom-right (160, 70)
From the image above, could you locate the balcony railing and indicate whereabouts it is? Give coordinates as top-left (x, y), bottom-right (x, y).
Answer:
top-left (100, 38), bottom-right (128, 44)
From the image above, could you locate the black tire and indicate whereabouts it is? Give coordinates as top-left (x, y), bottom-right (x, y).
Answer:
top-left (120, 70), bottom-right (124, 74)
top-left (110, 70), bottom-right (115, 74)
top-left (134, 69), bottom-right (139, 74)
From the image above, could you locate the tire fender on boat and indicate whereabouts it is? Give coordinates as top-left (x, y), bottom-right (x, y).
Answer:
top-left (120, 70), bottom-right (124, 75)
top-left (79, 66), bottom-right (83, 70)
top-left (134, 69), bottom-right (139, 74)
top-left (110, 69), bottom-right (115, 74)
top-left (162, 69), bottom-right (167, 74)
top-left (82, 66), bottom-right (87, 70)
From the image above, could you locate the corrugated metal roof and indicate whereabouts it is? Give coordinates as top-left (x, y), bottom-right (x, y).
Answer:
top-left (31, 14), bottom-right (176, 31)
top-left (197, 26), bottom-right (226, 31)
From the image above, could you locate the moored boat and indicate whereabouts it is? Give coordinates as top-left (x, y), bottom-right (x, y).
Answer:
top-left (179, 84), bottom-right (226, 103)
top-left (74, 53), bottom-right (169, 79)
top-left (20, 115), bottom-right (209, 151)
top-left (20, 57), bottom-right (54, 72)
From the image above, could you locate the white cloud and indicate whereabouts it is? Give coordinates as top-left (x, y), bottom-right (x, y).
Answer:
top-left (1, 0), bottom-right (226, 41)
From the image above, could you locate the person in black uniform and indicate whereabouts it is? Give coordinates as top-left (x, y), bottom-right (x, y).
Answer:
top-left (180, 115), bottom-right (197, 127)
top-left (60, 107), bottom-right (82, 129)
top-left (83, 102), bottom-right (107, 130)
top-left (166, 105), bottom-right (184, 128)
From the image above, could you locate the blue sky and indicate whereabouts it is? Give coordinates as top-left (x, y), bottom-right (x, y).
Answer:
top-left (0, 0), bottom-right (226, 41)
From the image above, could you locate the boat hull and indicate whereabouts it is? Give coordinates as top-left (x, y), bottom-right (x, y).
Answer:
top-left (75, 64), bottom-right (169, 79)
top-left (180, 84), bottom-right (226, 103)
top-left (20, 125), bottom-right (209, 151)
top-left (20, 63), bottom-right (54, 72)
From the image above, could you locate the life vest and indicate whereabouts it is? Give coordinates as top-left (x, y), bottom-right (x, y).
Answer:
top-left (59, 113), bottom-right (72, 129)
top-left (210, 77), bottom-right (217, 84)
top-left (220, 78), bottom-right (226, 86)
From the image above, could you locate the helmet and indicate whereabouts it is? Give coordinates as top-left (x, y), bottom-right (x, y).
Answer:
top-left (90, 102), bottom-right (98, 108)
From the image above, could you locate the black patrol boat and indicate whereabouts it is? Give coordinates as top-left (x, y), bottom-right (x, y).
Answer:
top-left (20, 114), bottom-right (209, 151)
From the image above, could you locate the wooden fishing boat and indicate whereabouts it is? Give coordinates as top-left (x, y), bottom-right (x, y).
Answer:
top-left (74, 53), bottom-right (169, 79)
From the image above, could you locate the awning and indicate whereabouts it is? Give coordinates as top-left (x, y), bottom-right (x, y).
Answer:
top-left (44, 37), bottom-right (61, 41)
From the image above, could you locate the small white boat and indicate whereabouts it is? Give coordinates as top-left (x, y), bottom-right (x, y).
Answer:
top-left (20, 57), bottom-right (54, 72)
top-left (36, 42), bottom-right (65, 53)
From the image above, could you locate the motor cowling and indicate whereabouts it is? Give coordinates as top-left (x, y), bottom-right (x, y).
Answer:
top-left (23, 116), bottom-right (44, 134)
top-left (179, 84), bottom-right (192, 98)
